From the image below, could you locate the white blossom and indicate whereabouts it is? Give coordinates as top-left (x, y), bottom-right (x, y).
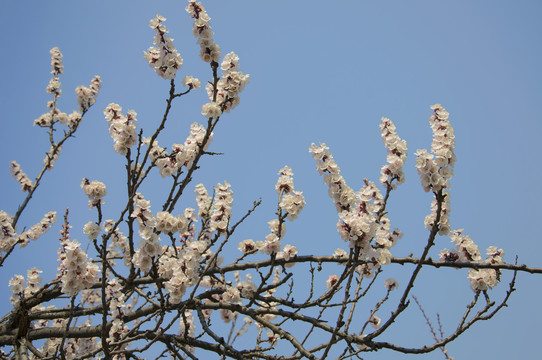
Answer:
top-left (144, 15), bottom-right (183, 79)
top-left (75, 75), bottom-right (101, 111)
top-left (276, 244), bottom-right (297, 268)
top-left (186, 1), bottom-right (220, 63)
top-left (369, 315), bottom-right (381, 329)
top-left (49, 47), bottom-right (63, 75)
top-left (279, 190), bottom-right (306, 220)
top-left (238, 239), bottom-right (256, 253)
top-left (415, 104), bottom-right (455, 193)
top-left (326, 274), bottom-right (339, 288)
top-left (104, 103), bottom-right (138, 155)
top-left (13, 211), bottom-right (57, 249)
top-left (8, 275), bottom-right (25, 305)
top-left (9, 161), bottom-right (32, 192)
top-left (201, 102), bottom-right (222, 118)
top-left (182, 75), bottom-right (201, 89)
top-left (195, 183), bottom-right (212, 218)
top-left (379, 117), bottom-right (407, 188)
top-left (384, 278), bottom-right (399, 291)
top-left (208, 181), bottom-right (233, 235)
top-left (58, 240), bottom-right (99, 296)
top-left (81, 178), bottom-right (107, 208)
top-left (83, 222), bottom-right (100, 240)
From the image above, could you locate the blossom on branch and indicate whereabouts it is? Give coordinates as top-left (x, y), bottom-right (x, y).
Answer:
top-left (75, 75), bottom-right (101, 111)
top-left (57, 240), bottom-right (99, 296)
top-left (144, 15), bottom-right (184, 79)
top-left (104, 103), bottom-right (138, 156)
top-left (81, 178), bottom-right (107, 208)
top-left (415, 104), bottom-right (455, 193)
top-left (183, 75), bottom-right (201, 89)
top-left (9, 161), bottom-right (32, 192)
top-left (379, 117), bottom-right (407, 188)
top-left (186, 1), bottom-right (220, 63)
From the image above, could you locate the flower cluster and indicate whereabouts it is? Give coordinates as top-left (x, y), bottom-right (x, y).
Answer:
top-left (275, 166), bottom-right (294, 194)
top-left (201, 102), bottom-right (222, 119)
top-left (195, 183), bottom-right (212, 219)
top-left (379, 117), bottom-right (407, 188)
top-left (83, 221), bottom-right (100, 240)
top-left (81, 178), bottom-right (107, 208)
top-left (468, 267), bottom-right (500, 292)
top-left (440, 230), bottom-right (505, 291)
top-left (162, 240), bottom-right (207, 304)
top-left (258, 219), bottom-right (284, 256)
top-left (253, 168), bottom-right (305, 256)
top-left (50, 47), bottom-right (63, 76)
top-left (30, 317), bottom-right (68, 356)
top-left (202, 52), bottom-right (250, 118)
top-left (186, 1), bottom-right (220, 63)
top-left (36, 318), bottom-right (69, 357)
top-left (215, 52), bottom-right (250, 113)
top-left (430, 104), bottom-right (456, 168)
top-left (333, 248), bottom-right (348, 258)
top-left (46, 76), bottom-right (61, 96)
top-left (34, 106), bottom-right (81, 128)
top-left (2, 211), bottom-right (57, 251)
top-left (33, 109), bottom-right (62, 127)
top-left (8, 274), bottom-right (25, 305)
top-left (75, 75), bottom-right (101, 111)
top-left (238, 238), bottom-right (257, 253)
top-left (172, 122), bottom-right (212, 168)
top-left (47, 47), bottom-right (63, 96)
top-left (106, 280), bottom-right (130, 348)
top-left (185, 2), bottom-right (250, 120)
top-left (309, 143), bottom-right (356, 212)
top-left (144, 15), bottom-right (183, 79)
top-left (102, 219), bottom-right (131, 266)
top-left (182, 75), bottom-right (201, 89)
top-left (131, 193), bottom-right (154, 229)
top-left (131, 194), bottom-right (192, 272)
top-left (148, 122), bottom-right (212, 178)
top-left (449, 229), bottom-right (482, 262)
top-left (276, 166), bottom-right (306, 220)
top-left (57, 240), bottom-right (99, 296)
top-left (276, 244), bottom-right (298, 268)
top-left (9, 161), bottom-right (32, 192)
top-left (24, 267), bottom-right (43, 298)
top-left (43, 144), bottom-right (62, 170)
top-left (335, 180), bottom-right (380, 251)
top-left (35, 48), bottom-right (87, 132)
top-left (218, 285), bottom-right (242, 322)
top-left (467, 246), bottom-right (505, 291)
top-left (156, 211), bottom-right (188, 235)
top-left (311, 143), bottom-right (403, 272)
top-left (0, 211), bottom-right (16, 254)
top-left (424, 191), bottom-right (451, 235)
top-left (279, 190), bottom-right (306, 221)
top-left (131, 193), bottom-right (162, 271)
top-left (373, 211), bottom-right (403, 266)
top-left (104, 103), bottom-right (138, 156)
top-left (415, 104), bottom-right (455, 193)
top-left (209, 182), bottom-right (233, 234)
top-left (34, 107), bottom-right (81, 129)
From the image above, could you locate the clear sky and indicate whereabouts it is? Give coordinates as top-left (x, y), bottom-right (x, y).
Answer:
top-left (1, 1), bottom-right (541, 359)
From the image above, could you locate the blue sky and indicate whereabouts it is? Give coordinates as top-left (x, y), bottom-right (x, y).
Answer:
top-left (1, 1), bottom-right (541, 359)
